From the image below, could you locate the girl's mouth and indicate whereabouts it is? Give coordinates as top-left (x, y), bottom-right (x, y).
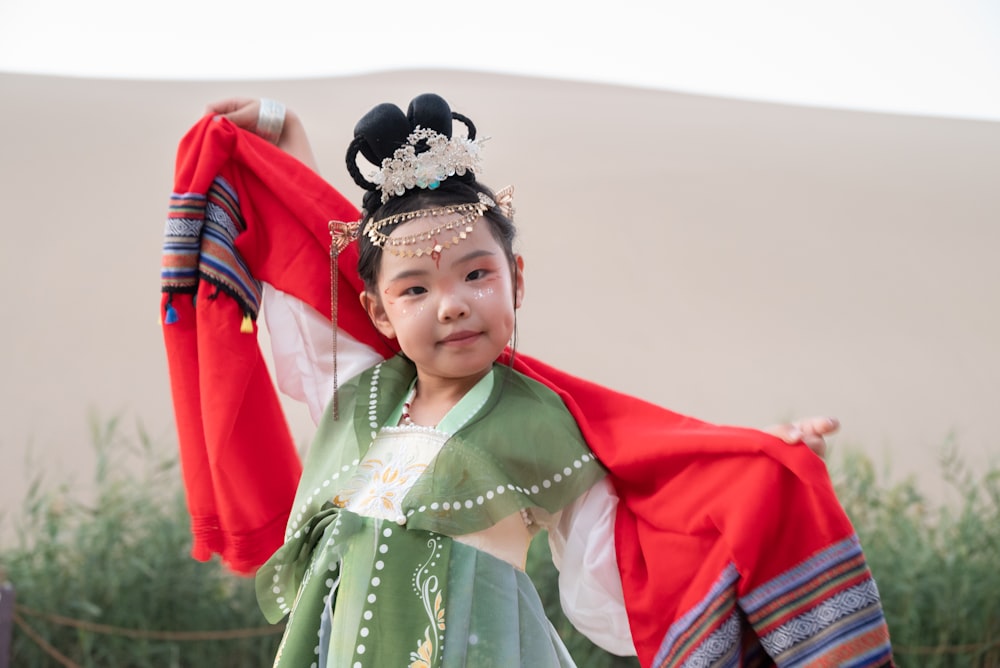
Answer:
top-left (439, 330), bottom-right (481, 345)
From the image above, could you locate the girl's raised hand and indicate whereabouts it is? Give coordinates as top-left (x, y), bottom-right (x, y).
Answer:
top-left (206, 97), bottom-right (262, 132)
top-left (764, 416), bottom-right (839, 459)
top-left (203, 97), bottom-right (320, 172)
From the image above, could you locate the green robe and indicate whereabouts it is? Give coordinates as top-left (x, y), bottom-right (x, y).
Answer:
top-left (257, 356), bottom-right (606, 667)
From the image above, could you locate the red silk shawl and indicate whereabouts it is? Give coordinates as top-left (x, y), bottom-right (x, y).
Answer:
top-left (160, 116), bottom-right (892, 667)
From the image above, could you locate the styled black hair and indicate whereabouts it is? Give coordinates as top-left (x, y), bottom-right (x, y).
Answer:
top-left (347, 94), bottom-right (517, 291)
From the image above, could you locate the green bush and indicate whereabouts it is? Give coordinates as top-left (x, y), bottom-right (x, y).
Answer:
top-left (2, 419), bottom-right (997, 667)
top-left (1, 417), bottom-right (280, 667)
top-left (833, 448), bottom-right (1000, 667)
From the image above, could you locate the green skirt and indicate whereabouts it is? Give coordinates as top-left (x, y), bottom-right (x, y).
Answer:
top-left (258, 506), bottom-right (576, 668)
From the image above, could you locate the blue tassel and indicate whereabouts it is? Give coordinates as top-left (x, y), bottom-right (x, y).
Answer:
top-left (164, 303), bottom-right (179, 325)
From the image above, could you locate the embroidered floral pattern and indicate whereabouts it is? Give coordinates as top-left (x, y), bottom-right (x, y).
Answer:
top-left (339, 449), bottom-right (429, 517)
top-left (409, 536), bottom-right (445, 667)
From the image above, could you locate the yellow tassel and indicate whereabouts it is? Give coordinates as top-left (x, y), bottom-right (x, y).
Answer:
top-left (240, 313), bottom-right (254, 334)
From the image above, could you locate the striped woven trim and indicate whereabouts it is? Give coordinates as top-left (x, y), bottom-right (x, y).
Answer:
top-left (653, 564), bottom-right (742, 667)
top-left (653, 535), bottom-right (892, 667)
top-left (198, 178), bottom-right (260, 316)
top-left (742, 535), bottom-right (893, 667)
top-left (160, 178), bottom-right (261, 318)
top-left (161, 192), bottom-right (206, 291)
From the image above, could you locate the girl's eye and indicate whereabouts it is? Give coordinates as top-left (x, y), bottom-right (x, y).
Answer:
top-left (402, 286), bottom-right (427, 296)
top-left (466, 269), bottom-right (487, 281)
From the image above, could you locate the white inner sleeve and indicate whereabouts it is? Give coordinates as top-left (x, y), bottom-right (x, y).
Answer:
top-left (262, 284), bottom-right (384, 424)
top-left (547, 477), bottom-right (636, 656)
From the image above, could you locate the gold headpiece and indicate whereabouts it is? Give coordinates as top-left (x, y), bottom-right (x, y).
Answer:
top-left (362, 186), bottom-right (514, 259)
top-left (370, 126), bottom-right (485, 203)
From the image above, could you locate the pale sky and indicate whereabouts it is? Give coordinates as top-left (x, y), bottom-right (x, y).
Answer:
top-left (2, 0), bottom-right (999, 122)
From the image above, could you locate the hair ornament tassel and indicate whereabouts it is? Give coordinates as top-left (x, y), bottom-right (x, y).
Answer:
top-left (328, 219), bottom-right (361, 420)
top-left (240, 313), bottom-right (254, 334)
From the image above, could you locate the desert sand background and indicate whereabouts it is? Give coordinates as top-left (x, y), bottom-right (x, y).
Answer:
top-left (1, 70), bottom-right (998, 534)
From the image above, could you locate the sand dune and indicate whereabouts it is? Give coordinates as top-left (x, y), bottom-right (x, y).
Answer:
top-left (1, 70), bottom-right (998, 529)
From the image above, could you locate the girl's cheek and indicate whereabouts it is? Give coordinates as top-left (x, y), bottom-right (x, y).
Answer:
top-left (395, 301), bottom-right (426, 319)
top-left (472, 286), bottom-right (495, 301)
top-left (472, 274), bottom-right (502, 301)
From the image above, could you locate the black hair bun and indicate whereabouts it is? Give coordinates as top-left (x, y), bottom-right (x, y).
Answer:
top-left (346, 93), bottom-right (477, 193)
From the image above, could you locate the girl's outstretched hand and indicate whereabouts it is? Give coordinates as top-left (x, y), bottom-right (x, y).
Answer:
top-left (764, 416), bottom-right (839, 459)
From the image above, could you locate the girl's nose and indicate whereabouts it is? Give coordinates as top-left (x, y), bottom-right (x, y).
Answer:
top-left (437, 292), bottom-right (469, 321)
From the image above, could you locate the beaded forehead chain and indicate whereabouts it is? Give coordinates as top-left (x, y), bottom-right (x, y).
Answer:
top-left (366, 185), bottom-right (513, 257)
top-left (364, 194), bottom-right (491, 260)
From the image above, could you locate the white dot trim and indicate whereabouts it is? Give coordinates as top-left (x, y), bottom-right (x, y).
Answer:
top-left (397, 452), bottom-right (600, 525)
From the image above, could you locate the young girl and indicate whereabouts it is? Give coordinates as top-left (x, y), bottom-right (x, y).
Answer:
top-left (161, 93), bottom-right (892, 667)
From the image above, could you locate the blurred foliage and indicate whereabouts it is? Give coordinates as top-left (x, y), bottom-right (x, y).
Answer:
top-left (1, 416), bottom-right (279, 667)
top-left (2, 418), bottom-right (997, 666)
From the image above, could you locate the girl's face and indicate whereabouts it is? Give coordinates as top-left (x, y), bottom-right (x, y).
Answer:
top-left (361, 214), bottom-right (524, 391)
